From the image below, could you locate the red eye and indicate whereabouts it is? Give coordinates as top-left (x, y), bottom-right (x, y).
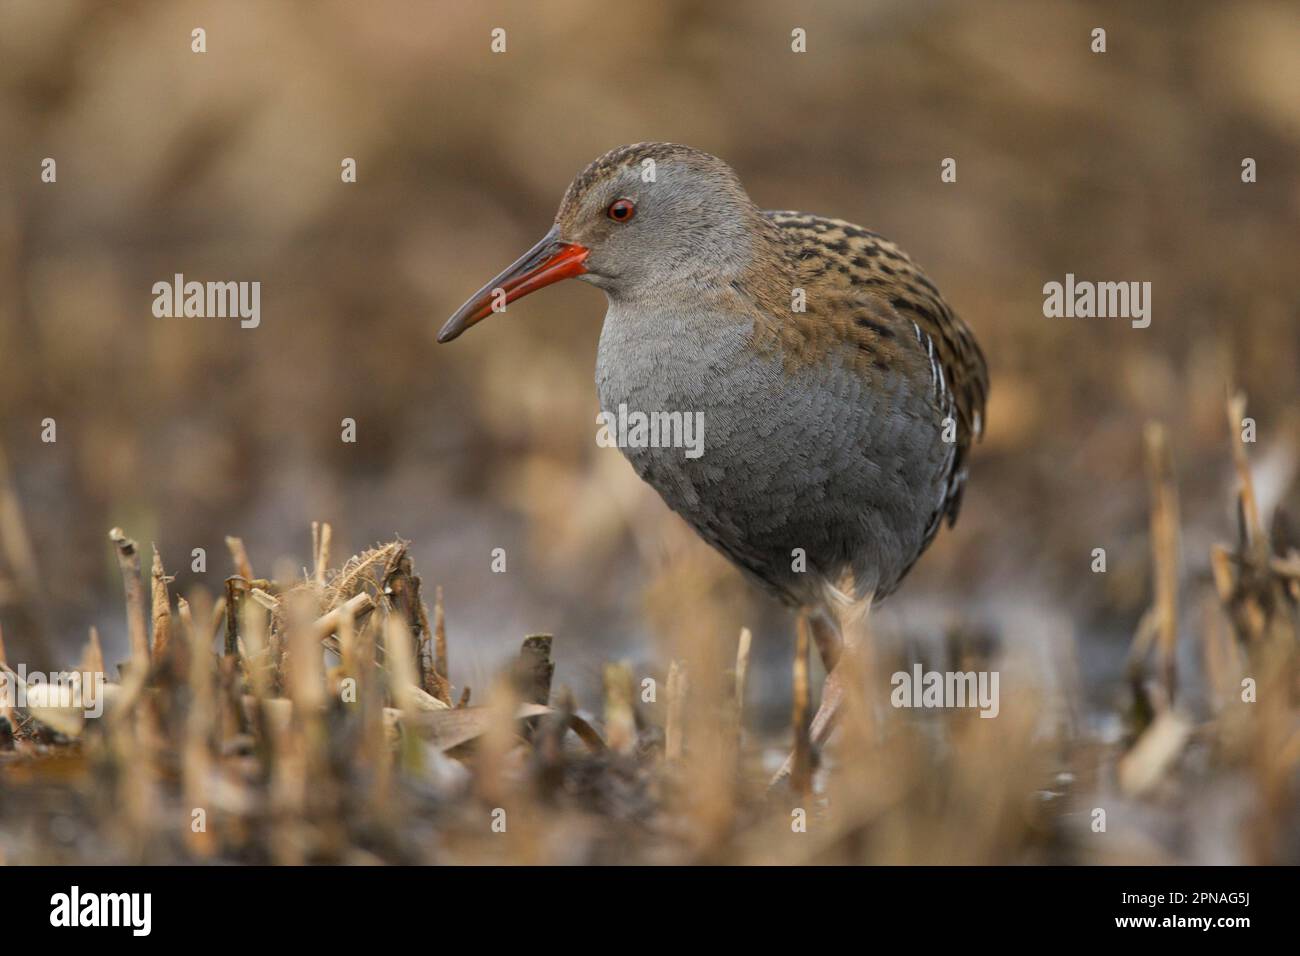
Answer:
top-left (607, 198), bottom-right (636, 222)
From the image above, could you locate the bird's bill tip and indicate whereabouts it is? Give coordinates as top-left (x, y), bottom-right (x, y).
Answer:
top-left (437, 227), bottom-right (589, 343)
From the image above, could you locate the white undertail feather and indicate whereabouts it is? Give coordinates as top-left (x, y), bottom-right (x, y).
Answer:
top-left (821, 571), bottom-right (875, 647)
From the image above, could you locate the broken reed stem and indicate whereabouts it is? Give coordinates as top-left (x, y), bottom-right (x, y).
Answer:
top-left (0, 444), bottom-right (52, 663)
top-left (353, 614), bottom-right (395, 816)
top-left (150, 546), bottom-right (172, 664)
top-left (313, 592), bottom-right (375, 645)
top-left (384, 547), bottom-right (449, 704)
top-left (109, 528), bottom-right (150, 669)
top-left (82, 626), bottom-right (105, 677)
top-left (241, 594), bottom-right (274, 700)
top-left (1213, 391), bottom-right (1293, 654)
top-left (434, 585), bottom-right (449, 694)
top-left (312, 521), bottom-right (332, 587)
top-left (412, 590), bottom-right (444, 702)
top-left (335, 601), bottom-right (357, 678)
top-left (203, 595), bottom-right (224, 651)
top-left (1200, 591), bottom-right (1243, 711)
top-left (1226, 392), bottom-right (1265, 552)
top-left (515, 634), bottom-right (555, 706)
top-left (269, 595), bottom-right (313, 863)
top-left (179, 596), bottom-right (216, 857)
top-left (383, 611), bottom-right (419, 714)
top-left (1143, 423), bottom-right (1181, 706)
top-left (287, 596), bottom-right (327, 715)
top-left (175, 601), bottom-right (194, 659)
top-left (225, 536), bottom-right (254, 581)
top-left (223, 577), bottom-right (242, 658)
top-left (790, 613), bottom-right (813, 795)
top-left (1124, 609), bottom-right (1159, 732)
top-left (665, 659), bottom-right (687, 763)
top-left (603, 662), bottom-right (637, 756)
top-left (734, 627), bottom-right (752, 721)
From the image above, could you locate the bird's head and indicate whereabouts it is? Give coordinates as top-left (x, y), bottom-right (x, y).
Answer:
top-left (437, 143), bottom-right (771, 343)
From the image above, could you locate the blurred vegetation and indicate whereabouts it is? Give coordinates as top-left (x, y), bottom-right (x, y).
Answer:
top-left (0, 0), bottom-right (1298, 862)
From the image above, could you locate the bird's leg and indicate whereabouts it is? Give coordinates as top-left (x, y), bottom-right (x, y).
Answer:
top-left (769, 651), bottom-right (848, 789)
top-left (808, 607), bottom-right (842, 672)
top-left (769, 597), bottom-right (870, 790)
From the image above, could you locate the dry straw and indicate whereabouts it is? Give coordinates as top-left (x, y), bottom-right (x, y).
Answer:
top-left (0, 396), bottom-right (1296, 863)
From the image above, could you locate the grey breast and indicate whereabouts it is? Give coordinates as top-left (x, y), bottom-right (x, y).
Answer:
top-left (594, 300), bottom-right (951, 608)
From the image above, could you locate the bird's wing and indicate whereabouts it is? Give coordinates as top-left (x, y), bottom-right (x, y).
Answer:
top-left (761, 210), bottom-right (989, 533)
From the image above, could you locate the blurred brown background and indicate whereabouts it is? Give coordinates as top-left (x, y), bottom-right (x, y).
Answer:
top-left (1, 0), bottom-right (1297, 721)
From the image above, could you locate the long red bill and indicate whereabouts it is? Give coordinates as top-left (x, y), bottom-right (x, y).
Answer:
top-left (437, 226), bottom-right (589, 343)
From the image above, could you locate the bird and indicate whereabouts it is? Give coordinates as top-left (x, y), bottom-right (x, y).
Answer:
top-left (438, 142), bottom-right (987, 782)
